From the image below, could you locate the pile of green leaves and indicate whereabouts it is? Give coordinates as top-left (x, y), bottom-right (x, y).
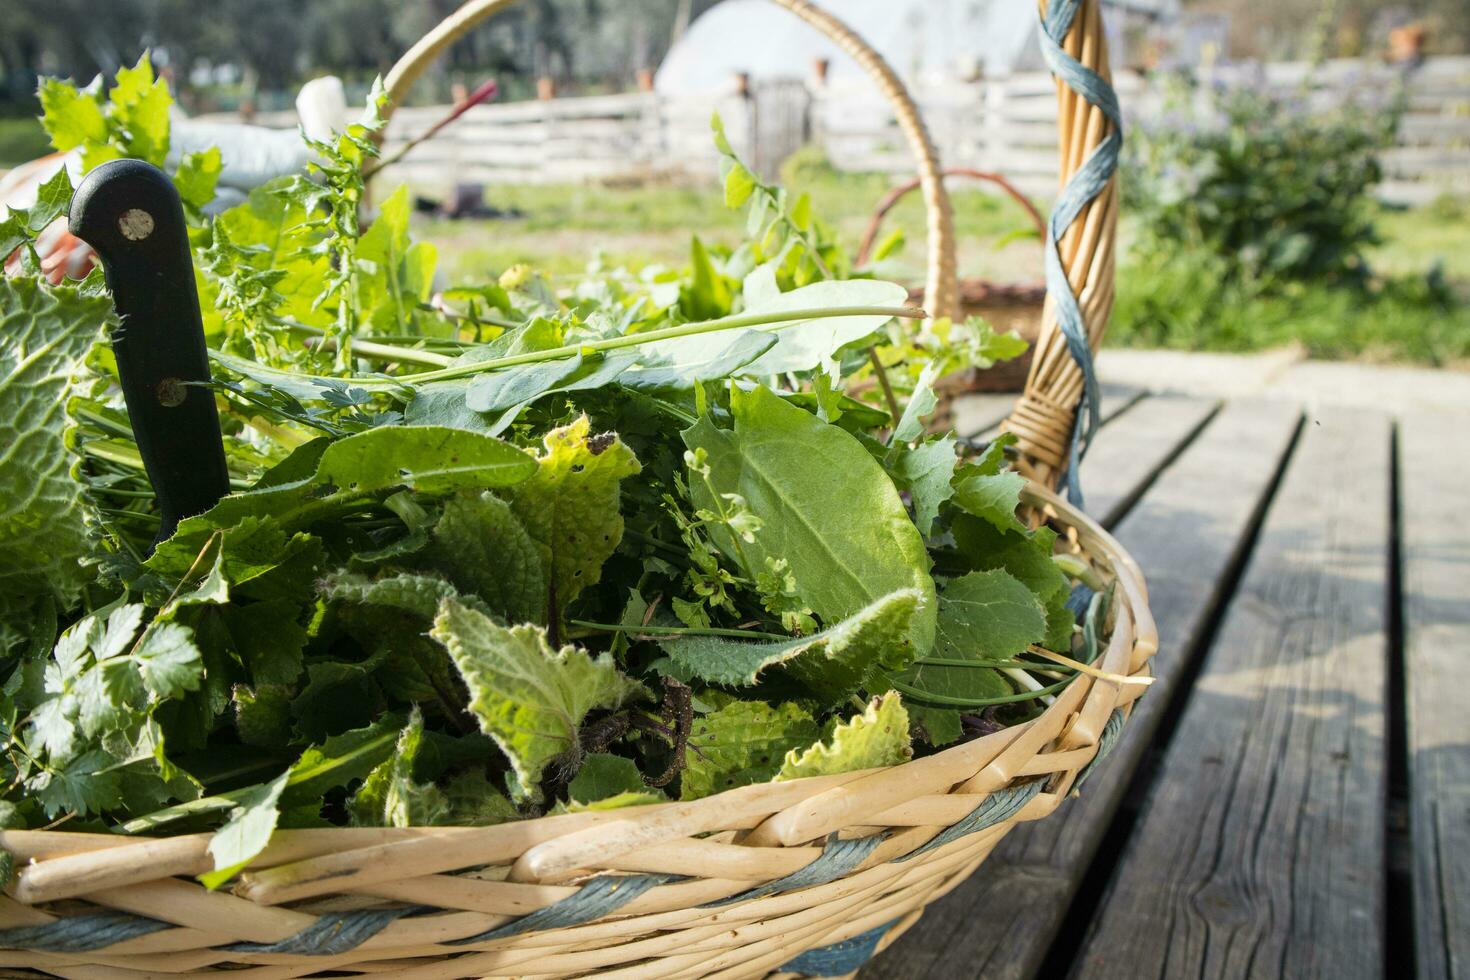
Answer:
top-left (0, 57), bottom-right (1109, 887)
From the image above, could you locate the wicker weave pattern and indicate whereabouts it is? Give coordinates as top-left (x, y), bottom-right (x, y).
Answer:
top-left (1, 482), bottom-right (1154, 978)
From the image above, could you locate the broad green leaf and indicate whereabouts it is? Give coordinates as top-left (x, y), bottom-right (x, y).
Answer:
top-left (777, 693), bottom-right (912, 780)
top-left (619, 329), bottom-right (775, 390)
top-left (681, 700), bottom-right (819, 800)
top-left (952, 516), bottom-right (1076, 651)
top-left (724, 162), bottom-right (757, 209)
top-left (894, 435), bottom-right (958, 536)
top-left (735, 279), bottom-right (911, 376)
top-left (150, 426), bottom-right (537, 574)
top-left (683, 386), bottom-right (936, 653)
top-left (567, 752), bottom-right (646, 804)
top-left (889, 570), bottom-right (1045, 707)
top-left (431, 599), bottom-right (642, 800)
top-left (38, 77), bottom-right (106, 151)
top-left (658, 588), bottom-right (923, 702)
top-left (892, 361), bottom-right (941, 444)
top-left (0, 280), bottom-right (111, 634)
top-left (909, 704), bottom-right (963, 747)
top-left (429, 492), bottom-right (546, 624)
top-left (508, 417), bottom-right (641, 621)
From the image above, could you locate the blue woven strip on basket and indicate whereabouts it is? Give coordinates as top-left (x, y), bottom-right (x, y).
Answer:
top-left (222, 905), bottom-right (419, 956)
top-left (897, 779), bottom-right (1045, 863)
top-left (780, 918), bottom-right (902, 977)
top-left (1075, 708), bottom-right (1127, 791)
top-left (0, 911), bottom-right (173, 953)
top-left (703, 831), bottom-right (886, 909)
top-left (1036, 0), bottom-right (1124, 506)
top-left (446, 873), bottom-right (675, 947)
top-left (1066, 582), bottom-right (1096, 621)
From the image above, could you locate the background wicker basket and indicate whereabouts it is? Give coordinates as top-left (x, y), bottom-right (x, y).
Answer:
top-left (0, 1), bottom-right (1144, 977)
top-left (855, 169), bottom-right (1049, 396)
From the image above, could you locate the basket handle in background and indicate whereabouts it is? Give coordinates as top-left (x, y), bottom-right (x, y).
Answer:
top-left (853, 167), bottom-right (1048, 268)
top-left (1001, 0), bottom-right (1122, 501)
top-left (378, 0), bottom-right (960, 324)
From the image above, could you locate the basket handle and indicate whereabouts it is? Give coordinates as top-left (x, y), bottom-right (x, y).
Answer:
top-left (380, 0), bottom-right (959, 323)
top-left (853, 167), bottom-right (1047, 268)
top-left (1001, 0), bottom-right (1122, 498)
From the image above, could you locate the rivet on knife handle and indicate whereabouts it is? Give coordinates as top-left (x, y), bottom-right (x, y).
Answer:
top-left (69, 159), bottom-right (230, 548)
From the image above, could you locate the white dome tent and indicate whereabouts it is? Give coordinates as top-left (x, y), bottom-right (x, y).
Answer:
top-left (654, 0), bottom-right (1171, 98)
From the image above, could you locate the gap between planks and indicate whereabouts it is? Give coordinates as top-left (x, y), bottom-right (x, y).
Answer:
top-left (1069, 408), bottom-right (1393, 980)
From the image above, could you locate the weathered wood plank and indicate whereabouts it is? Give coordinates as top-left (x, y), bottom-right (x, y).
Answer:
top-left (1070, 409), bottom-right (1391, 980)
top-left (1400, 411), bottom-right (1470, 980)
top-left (863, 400), bottom-right (1303, 980)
top-left (1076, 395), bottom-right (1219, 529)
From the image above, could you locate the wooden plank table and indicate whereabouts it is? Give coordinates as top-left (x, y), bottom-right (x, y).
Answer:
top-left (863, 392), bottom-right (1466, 980)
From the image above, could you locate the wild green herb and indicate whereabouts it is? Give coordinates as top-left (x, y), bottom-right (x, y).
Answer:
top-left (0, 57), bottom-right (1108, 884)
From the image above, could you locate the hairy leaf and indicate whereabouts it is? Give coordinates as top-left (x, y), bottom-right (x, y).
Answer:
top-left (681, 699), bottom-right (819, 800)
top-left (429, 492), bottom-right (546, 624)
top-left (658, 588), bottom-right (923, 702)
top-left (431, 599), bottom-right (642, 800)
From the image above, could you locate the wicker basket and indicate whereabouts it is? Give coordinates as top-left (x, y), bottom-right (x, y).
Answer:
top-left (856, 169), bottom-right (1049, 396)
top-left (0, 2), bottom-right (1144, 977)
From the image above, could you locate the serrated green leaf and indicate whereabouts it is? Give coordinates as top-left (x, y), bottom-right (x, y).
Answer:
top-left (888, 570), bottom-right (1046, 707)
top-left (322, 571), bottom-right (465, 620)
top-left (27, 749), bottom-right (122, 819)
top-left (0, 279), bottom-right (112, 621)
top-left (134, 622), bottom-right (203, 699)
top-left (150, 426), bottom-right (537, 574)
top-left (681, 699), bottom-right (819, 800)
top-left (508, 416), bottom-right (641, 622)
top-left (895, 435), bottom-right (958, 536)
top-left (950, 467), bottom-right (1028, 535)
top-left (683, 386), bottom-right (936, 654)
top-left (431, 599), bottom-right (642, 801)
top-left (658, 588), bottom-right (923, 702)
top-left (429, 492), bottom-right (546, 624)
top-left (109, 53), bottom-right (170, 166)
top-left (24, 168), bottom-right (74, 234)
top-left (892, 361), bottom-right (941, 444)
top-left (175, 147), bottom-right (222, 211)
top-left (38, 76), bottom-right (106, 152)
top-left (777, 693), bottom-right (911, 780)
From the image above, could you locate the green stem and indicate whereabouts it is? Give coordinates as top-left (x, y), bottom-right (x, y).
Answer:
top-left (275, 318), bottom-right (453, 368)
top-left (913, 657), bottom-right (1077, 671)
top-left (257, 305), bottom-right (923, 391)
top-left (888, 675), bottom-right (1074, 708)
top-left (568, 620), bottom-right (790, 642)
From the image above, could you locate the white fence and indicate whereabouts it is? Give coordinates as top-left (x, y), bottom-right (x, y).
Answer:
top-left (252, 55), bottom-right (1470, 204)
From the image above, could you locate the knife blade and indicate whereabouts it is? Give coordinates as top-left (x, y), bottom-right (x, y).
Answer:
top-left (69, 159), bottom-right (230, 548)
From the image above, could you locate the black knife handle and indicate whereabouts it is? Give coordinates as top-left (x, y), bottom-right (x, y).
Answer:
top-left (69, 159), bottom-right (230, 546)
